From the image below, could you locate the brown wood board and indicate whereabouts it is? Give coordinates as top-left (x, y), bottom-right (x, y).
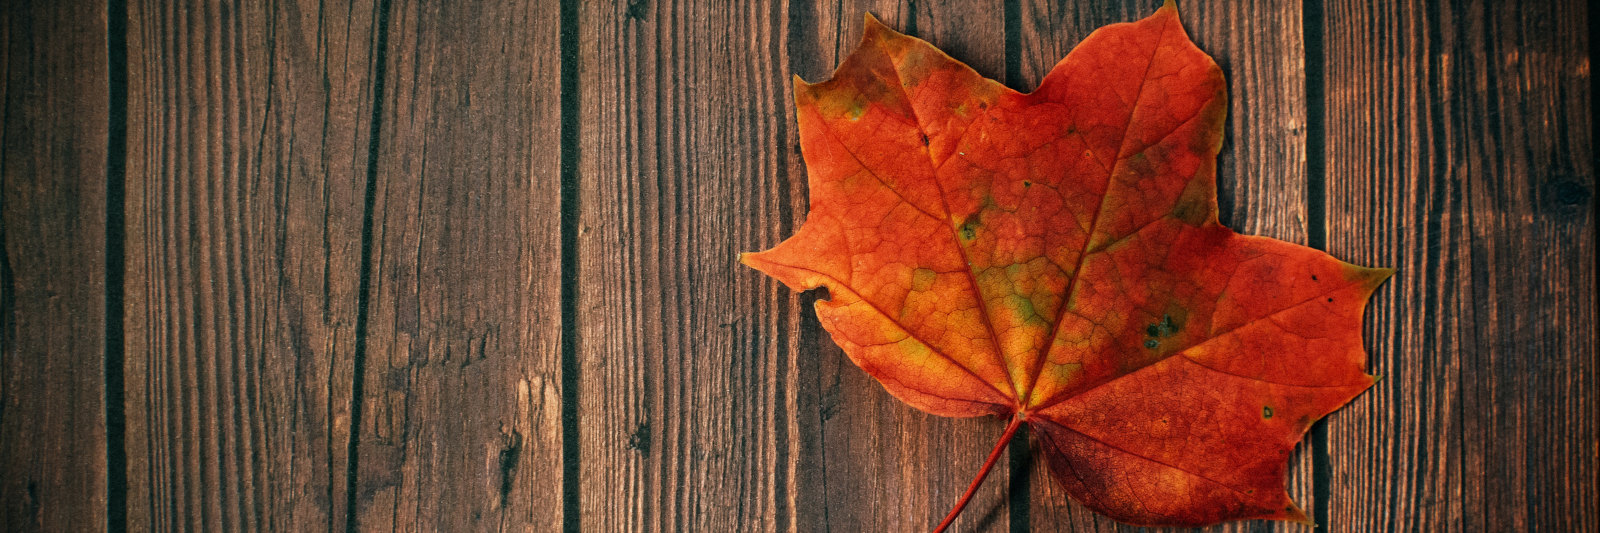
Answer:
top-left (0, 1), bottom-right (111, 530)
top-left (1322, 0), bottom-right (1596, 531)
top-left (122, 0), bottom-right (380, 529)
top-left (354, 0), bottom-right (565, 530)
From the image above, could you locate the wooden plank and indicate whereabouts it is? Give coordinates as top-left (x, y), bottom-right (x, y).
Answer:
top-left (0, 0), bottom-right (110, 530)
top-left (572, 1), bottom-right (802, 529)
top-left (1015, 1), bottom-right (1315, 531)
top-left (1322, 0), bottom-right (1595, 531)
top-left (575, 0), bottom-right (1011, 530)
top-left (122, 0), bottom-right (379, 529)
top-left (351, 0), bottom-right (565, 530)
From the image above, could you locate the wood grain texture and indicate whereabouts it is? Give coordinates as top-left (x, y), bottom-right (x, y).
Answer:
top-left (0, 1), bottom-right (1594, 532)
top-left (123, 0), bottom-right (380, 529)
top-left (1015, 2), bottom-right (1318, 530)
top-left (0, 0), bottom-right (110, 530)
top-left (1322, 0), bottom-right (1596, 531)
top-left (573, 1), bottom-right (807, 530)
top-left (352, 0), bottom-right (564, 530)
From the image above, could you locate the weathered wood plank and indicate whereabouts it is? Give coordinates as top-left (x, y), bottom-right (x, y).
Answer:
top-left (0, 1), bottom-right (110, 530)
top-left (1322, 0), bottom-right (1595, 531)
top-left (352, 0), bottom-right (564, 530)
top-left (123, 0), bottom-right (381, 529)
top-left (573, 1), bottom-right (803, 530)
top-left (1016, 1), bottom-right (1315, 531)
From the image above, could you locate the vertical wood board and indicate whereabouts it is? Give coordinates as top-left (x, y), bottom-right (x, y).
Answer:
top-left (574, 0), bottom-right (813, 529)
top-left (123, 0), bottom-right (380, 529)
top-left (353, 0), bottom-right (564, 530)
top-left (1322, 0), bottom-right (1595, 531)
top-left (0, 0), bottom-right (111, 530)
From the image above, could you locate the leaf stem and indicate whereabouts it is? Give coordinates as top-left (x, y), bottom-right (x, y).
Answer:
top-left (933, 414), bottom-right (1025, 533)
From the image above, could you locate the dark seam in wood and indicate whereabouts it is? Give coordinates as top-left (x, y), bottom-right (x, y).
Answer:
top-left (345, 0), bottom-right (393, 530)
top-left (1303, 0), bottom-right (1332, 527)
top-left (1001, 4), bottom-right (1029, 532)
top-left (1007, 423), bottom-right (1029, 533)
top-left (106, 0), bottom-right (131, 529)
top-left (558, 0), bottom-right (582, 531)
top-left (770, 2), bottom-right (794, 529)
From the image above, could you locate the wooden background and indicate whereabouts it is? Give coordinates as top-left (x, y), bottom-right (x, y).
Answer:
top-left (1, 0), bottom-right (1593, 531)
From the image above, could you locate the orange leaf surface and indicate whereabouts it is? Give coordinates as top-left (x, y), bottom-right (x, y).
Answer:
top-left (741, 2), bottom-right (1390, 528)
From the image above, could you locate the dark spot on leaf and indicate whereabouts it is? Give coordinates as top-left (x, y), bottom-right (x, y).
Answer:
top-left (920, 133), bottom-right (929, 145)
top-left (1311, 274), bottom-right (1319, 282)
top-left (958, 214), bottom-right (981, 242)
top-left (628, 422), bottom-right (652, 454)
top-left (1022, 180), bottom-right (1032, 188)
top-left (1143, 313), bottom-right (1183, 349)
top-left (1327, 298), bottom-right (1334, 302)
top-left (1262, 406), bottom-right (1274, 419)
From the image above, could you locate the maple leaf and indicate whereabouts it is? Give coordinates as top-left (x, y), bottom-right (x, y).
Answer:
top-left (741, 2), bottom-right (1390, 529)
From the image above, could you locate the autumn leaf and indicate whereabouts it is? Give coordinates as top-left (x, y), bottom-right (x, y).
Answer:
top-left (741, 1), bottom-right (1390, 529)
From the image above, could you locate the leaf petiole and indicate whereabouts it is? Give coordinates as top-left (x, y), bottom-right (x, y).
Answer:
top-left (932, 413), bottom-right (1025, 533)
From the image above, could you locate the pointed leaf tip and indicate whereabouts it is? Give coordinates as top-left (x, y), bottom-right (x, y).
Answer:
top-left (1156, 0), bottom-right (1182, 24)
top-left (861, 12), bottom-right (896, 43)
top-left (864, 11), bottom-right (889, 30)
top-left (1283, 501), bottom-right (1314, 526)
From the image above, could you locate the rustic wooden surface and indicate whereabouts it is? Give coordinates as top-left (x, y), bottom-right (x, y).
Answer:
top-left (0, 0), bottom-right (1593, 532)
top-left (123, 1), bottom-right (376, 529)
top-left (1, 1), bottom-right (112, 530)
top-left (357, 1), bottom-right (564, 530)
top-left (1322, 0), bottom-right (1596, 531)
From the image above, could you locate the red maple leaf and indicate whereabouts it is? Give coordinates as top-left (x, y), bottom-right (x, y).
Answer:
top-left (742, 2), bottom-right (1390, 529)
